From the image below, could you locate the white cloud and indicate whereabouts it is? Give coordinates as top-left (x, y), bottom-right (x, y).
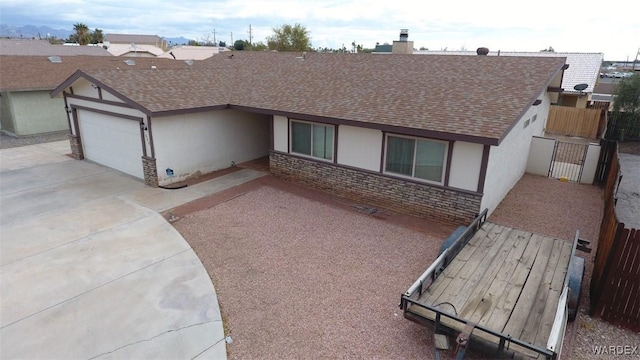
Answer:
top-left (1, 0), bottom-right (638, 59)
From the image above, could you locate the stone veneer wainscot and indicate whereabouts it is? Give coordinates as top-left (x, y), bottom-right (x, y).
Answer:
top-left (270, 151), bottom-right (482, 225)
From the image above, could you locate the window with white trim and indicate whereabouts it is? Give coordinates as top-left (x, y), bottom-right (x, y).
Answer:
top-left (290, 120), bottom-right (334, 161)
top-left (384, 134), bottom-right (447, 184)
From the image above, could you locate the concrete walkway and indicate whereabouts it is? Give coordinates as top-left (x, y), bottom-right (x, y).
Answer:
top-left (0, 141), bottom-right (265, 359)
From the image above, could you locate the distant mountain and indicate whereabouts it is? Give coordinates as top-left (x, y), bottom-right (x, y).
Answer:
top-left (164, 36), bottom-right (192, 45)
top-left (0, 24), bottom-right (72, 40)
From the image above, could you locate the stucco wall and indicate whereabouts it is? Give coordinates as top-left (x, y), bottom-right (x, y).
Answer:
top-left (154, 109), bottom-right (270, 185)
top-left (1, 92), bottom-right (15, 133)
top-left (337, 125), bottom-right (382, 172)
top-left (1, 91), bottom-right (67, 136)
top-left (449, 141), bottom-right (483, 191)
top-left (273, 115), bottom-right (288, 152)
top-left (481, 93), bottom-right (550, 215)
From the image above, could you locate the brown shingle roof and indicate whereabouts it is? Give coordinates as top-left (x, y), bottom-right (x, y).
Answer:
top-left (0, 39), bottom-right (112, 56)
top-left (0, 55), bottom-right (201, 92)
top-left (56, 52), bottom-right (566, 142)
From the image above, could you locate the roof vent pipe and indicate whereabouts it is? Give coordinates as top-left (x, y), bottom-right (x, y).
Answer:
top-left (399, 29), bottom-right (408, 42)
top-left (477, 47), bottom-right (489, 55)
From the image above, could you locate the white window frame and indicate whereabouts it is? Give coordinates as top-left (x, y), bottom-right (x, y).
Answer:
top-left (383, 133), bottom-right (449, 185)
top-left (289, 119), bottom-right (335, 162)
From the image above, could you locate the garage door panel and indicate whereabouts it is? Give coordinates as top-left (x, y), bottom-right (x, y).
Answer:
top-left (78, 111), bottom-right (144, 179)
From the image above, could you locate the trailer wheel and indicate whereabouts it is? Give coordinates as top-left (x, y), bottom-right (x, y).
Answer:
top-left (567, 256), bottom-right (584, 321)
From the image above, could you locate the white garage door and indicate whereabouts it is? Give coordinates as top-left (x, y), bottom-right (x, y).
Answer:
top-left (78, 110), bottom-right (144, 179)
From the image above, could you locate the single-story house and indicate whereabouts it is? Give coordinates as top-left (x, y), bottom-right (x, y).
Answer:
top-left (0, 55), bottom-right (200, 136)
top-left (51, 52), bottom-right (567, 224)
top-left (104, 34), bottom-right (168, 51)
top-left (157, 45), bottom-right (230, 60)
top-left (414, 50), bottom-right (603, 108)
top-left (0, 38), bottom-right (112, 57)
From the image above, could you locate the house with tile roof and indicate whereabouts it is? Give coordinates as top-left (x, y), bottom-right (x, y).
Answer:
top-left (51, 52), bottom-right (566, 224)
top-left (0, 55), bottom-right (198, 136)
top-left (414, 50), bottom-right (603, 108)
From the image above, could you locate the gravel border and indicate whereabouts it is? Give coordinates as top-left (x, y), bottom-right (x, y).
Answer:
top-left (0, 131), bottom-right (69, 149)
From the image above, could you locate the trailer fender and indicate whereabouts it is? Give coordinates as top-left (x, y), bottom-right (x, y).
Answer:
top-left (438, 226), bottom-right (467, 256)
top-left (567, 256), bottom-right (584, 322)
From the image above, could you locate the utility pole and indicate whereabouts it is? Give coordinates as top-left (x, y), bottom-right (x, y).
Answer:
top-left (230, 32), bottom-right (233, 47)
top-left (213, 29), bottom-right (216, 45)
top-left (248, 24), bottom-right (253, 50)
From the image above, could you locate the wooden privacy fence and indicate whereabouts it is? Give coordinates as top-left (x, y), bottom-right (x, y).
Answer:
top-left (546, 105), bottom-right (604, 139)
top-left (590, 143), bottom-right (640, 332)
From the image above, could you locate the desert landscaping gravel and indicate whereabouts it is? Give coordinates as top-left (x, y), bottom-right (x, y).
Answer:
top-left (173, 172), bottom-right (639, 359)
top-left (0, 131), bottom-right (68, 149)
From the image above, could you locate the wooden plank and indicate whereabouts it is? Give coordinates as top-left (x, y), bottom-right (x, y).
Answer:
top-left (502, 236), bottom-right (556, 338)
top-left (455, 230), bottom-right (531, 320)
top-left (528, 239), bottom-right (572, 347)
top-left (419, 223), bottom-right (498, 306)
top-left (480, 234), bottom-right (544, 330)
top-left (465, 230), bottom-right (532, 325)
top-left (425, 225), bottom-right (513, 311)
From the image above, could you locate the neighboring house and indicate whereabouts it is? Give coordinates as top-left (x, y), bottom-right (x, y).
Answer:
top-left (414, 50), bottom-right (603, 108)
top-left (51, 52), bottom-right (566, 224)
top-left (102, 43), bottom-right (165, 57)
top-left (157, 46), bottom-right (229, 60)
top-left (104, 34), bottom-right (168, 52)
top-left (0, 38), bottom-right (112, 56)
top-left (0, 56), bottom-right (198, 136)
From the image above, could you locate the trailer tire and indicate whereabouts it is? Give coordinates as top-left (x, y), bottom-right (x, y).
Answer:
top-left (438, 226), bottom-right (467, 256)
top-left (568, 256), bottom-right (584, 322)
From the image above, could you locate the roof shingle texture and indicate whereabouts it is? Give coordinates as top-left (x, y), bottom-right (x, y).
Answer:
top-left (0, 55), bottom-right (200, 92)
top-left (415, 50), bottom-right (602, 93)
top-left (0, 39), bottom-right (111, 56)
top-left (81, 52), bottom-right (564, 141)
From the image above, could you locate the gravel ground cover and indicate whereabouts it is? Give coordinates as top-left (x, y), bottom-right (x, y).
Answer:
top-left (172, 177), bottom-right (464, 359)
top-left (0, 131), bottom-right (68, 149)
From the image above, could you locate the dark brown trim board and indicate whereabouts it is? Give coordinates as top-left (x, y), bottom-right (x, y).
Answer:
top-left (444, 140), bottom-right (454, 186)
top-left (66, 93), bottom-right (133, 109)
top-left (147, 116), bottom-right (156, 159)
top-left (70, 104), bottom-right (143, 122)
top-left (477, 145), bottom-right (491, 193)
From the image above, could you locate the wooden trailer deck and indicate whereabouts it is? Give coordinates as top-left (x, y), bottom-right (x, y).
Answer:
top-left (406, 222), bottom-right (573, 357)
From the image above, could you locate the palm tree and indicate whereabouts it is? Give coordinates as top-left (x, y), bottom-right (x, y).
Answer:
top-left (73, 23), bottom-right (90, 45)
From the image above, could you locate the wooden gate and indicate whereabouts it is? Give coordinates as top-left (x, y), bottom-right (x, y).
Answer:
top-left (546, 105), bottom-right (605, 139)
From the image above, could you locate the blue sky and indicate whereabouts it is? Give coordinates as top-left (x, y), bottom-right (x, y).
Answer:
top-left (1, 0), bottom-right (638, 60)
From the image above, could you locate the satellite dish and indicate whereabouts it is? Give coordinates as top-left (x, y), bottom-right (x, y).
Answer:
top-left (574, 83), bottom-right (588, 91)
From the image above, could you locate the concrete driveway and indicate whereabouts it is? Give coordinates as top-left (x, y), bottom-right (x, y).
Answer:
top-left (0, 141), bottom-right (264, 359)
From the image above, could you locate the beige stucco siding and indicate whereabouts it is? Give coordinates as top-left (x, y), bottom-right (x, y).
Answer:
top-left (448, 141), bottom-right (483, 192)
top-left (336, 125), bottom-right (382, 172)
top-left (154, 109), bottom-right (270, 185)
top-left (1, 92), bottom-right (16, 133)
top-left (273, 115), bottom-right (288, 152)
top-left (481, 92), bottom-right (550, 215)
top-left (2, 91), bottom-right (67, 136)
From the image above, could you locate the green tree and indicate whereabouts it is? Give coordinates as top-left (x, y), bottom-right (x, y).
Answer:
top-left (610, 73), bottom-right (640, 140)
top-left (251, 41), bottom-right (268, 51)
top-left (91, 28), bottom-right (104, 44)
top-left (218, 40), bottom-right (226, 47)
top-left (266, 23), bottom-right (311, 51)
top-left (233, 39), bottom-right (248, 50)
top-left (71, 23), bottom-right (91, 45)
top-left (540, 46), bottom-right (555, 52)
